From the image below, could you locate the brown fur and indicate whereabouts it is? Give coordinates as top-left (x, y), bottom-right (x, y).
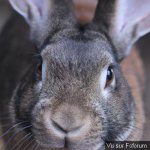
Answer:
top-left (0, 0), bottom-right (148, 150)
top-left (121, 48), bottom-right (145, 140)
top-left (74, 1), bottom-right (145, 141)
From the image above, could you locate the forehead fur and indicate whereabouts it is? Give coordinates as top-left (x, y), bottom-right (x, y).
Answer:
top-left (42, 31), bottom-right (114, 66)
top-left (41, 31), bottom-right (114, 83)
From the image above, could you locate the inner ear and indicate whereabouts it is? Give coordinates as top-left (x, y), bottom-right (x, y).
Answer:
top-left (93, 0), bottom-right (150, 61)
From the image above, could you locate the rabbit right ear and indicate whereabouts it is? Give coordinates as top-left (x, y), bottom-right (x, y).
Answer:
top-left (94, 0), bottom-right (150, 61)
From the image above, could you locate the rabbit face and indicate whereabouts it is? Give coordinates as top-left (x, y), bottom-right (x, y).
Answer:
top-left (10, 30), bottom-right (135, 150)
top-left (7, 0), bottom-right (150, 149)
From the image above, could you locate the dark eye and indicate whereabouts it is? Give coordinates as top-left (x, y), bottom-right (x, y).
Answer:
top-left (105, 66), bottom-right (114, 88)
top-left (37, 64), bottom-right (42, 78)
top-left (36, 57), bottom-right (42, 80)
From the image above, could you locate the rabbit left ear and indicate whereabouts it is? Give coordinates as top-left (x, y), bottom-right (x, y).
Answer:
top-left (94, 0), bottom-right (150, 61)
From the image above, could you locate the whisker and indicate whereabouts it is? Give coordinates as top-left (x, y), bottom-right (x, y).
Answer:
top-left (0, 125), bottom-right (32, 150)
top-left (110, 130), bottom-right (124, 141)
top-left (22, 138), bottom-right (35, 150)
top-left (30, 142), bottom-right (38, 150)
top-left (10, 133), bottom-right (32, 150)
top-left (16, 134), bottom-right (33, 150)
top-left (116, 134), bottom-right (125, 141)
top-left (0, 121), bottom-right (28, 139)
top-left (35, 144), bottom-right (40, 150)
top-left (0, 121), bottom-right (30, 128)
top-left (133, 111), bottom-right (146, 117)
top-left (123, 125), bottom-right (146, 139)
top-left (127, 125), bottom-right (145, 132)
top-left (5, 125), bottom-right (32, 146)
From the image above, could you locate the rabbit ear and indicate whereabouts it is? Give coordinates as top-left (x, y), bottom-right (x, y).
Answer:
top-left (8, 0), bottom-right (75, 47)
top-left (8, 0), bottom-right (50, 23)
top-left (94, 0), bottom-right (150, 61)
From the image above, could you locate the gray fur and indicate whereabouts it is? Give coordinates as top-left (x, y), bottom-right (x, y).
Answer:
top-left (0, 0), bottom-right (150, 150)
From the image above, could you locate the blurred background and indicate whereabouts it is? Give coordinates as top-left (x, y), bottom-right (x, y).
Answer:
top-left (0, 0), bottom-right (149, 142)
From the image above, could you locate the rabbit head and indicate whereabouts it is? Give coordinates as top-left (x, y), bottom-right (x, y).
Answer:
top-left (8, 0), bottom-right (150, 149)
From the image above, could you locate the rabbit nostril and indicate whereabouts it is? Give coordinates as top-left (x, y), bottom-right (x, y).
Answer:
top-left (51, 119), bottom-right (68, 134)
top-left (49, 105), bottom-right (91, 137)
top-left (51, 119), bottom-right (82, 134)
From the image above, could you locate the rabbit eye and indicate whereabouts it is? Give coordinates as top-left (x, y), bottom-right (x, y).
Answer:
top-left (36, 56), bottom-right (42, 79)
top-left (105, 66), bottom-right (114, 88)
top-left (38, 64), bottom-right (42, 75)
top-left (36, 63), bottom-right (42, 80)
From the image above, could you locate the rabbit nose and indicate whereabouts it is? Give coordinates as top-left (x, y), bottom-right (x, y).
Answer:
top-left (42, 105), bottom-right (92, 148)
top-left (50, 105), bottom-right (91, 136)
top-left (51, 118), bottom-right (82, 134)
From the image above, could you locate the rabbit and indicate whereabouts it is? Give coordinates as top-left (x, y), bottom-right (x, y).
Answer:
top-left (0, 0), bottom-right (150, 150)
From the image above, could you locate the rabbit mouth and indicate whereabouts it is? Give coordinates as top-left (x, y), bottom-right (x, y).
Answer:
top-left (30, 101), bottom-right (106, 150)
top-left (34, 138), bottom-right (104, 150)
